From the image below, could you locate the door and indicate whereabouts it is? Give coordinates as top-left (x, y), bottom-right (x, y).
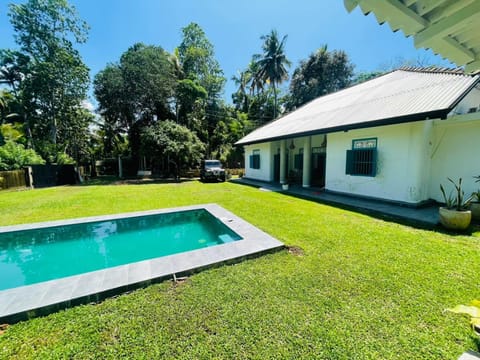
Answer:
top-left (273, 154), bottom-right (280, 182)
top-left (311, 148), bottom-right (326, 188)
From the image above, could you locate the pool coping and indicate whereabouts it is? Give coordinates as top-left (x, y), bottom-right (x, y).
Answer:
top-left (0, 204), bottom-right (284, 323)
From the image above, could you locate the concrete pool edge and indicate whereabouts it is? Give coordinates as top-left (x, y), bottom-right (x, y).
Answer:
top-left (0, 204), bottom-right (284, 323)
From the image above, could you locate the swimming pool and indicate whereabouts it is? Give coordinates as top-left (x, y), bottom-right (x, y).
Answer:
top-left (0, 204), bottom-right (283, 323)
top-left (0, 209), bottom-right (242, 291)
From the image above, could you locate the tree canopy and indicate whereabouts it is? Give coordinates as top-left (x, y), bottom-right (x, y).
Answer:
top-left (92, 22), bottom-right (245, 173)
top-left (4, 0), bottom-right (91, 162)
top-left (2, 3), bottom-right (372, 175)
top-left (178, 23), bottom-right (225, 102)
top-left (287, 45), bottom-right (354, 110)
top-left (120, 43), bottom-right (177, 122)
top-left (140, 120), bottom-right (205, 174)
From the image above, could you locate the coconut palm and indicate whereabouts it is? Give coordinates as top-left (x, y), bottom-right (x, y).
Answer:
top-left (254, 30), bottom-right (291, 119)
top-left (232, 70), bottom-right (251, 112)
top-left (247, 60), bottom-right (264, 96)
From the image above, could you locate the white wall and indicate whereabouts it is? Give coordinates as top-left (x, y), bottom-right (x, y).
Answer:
top-left (242, 97), bottom-right (480, 202)
top-left (325, 121), bottom-right (434, 204)
top-left (312, 134), bottom-right (326, 148)
top-left (429, 114), bottom-right (480, 202)
top-left (244, 143), bottom-right (272, 181)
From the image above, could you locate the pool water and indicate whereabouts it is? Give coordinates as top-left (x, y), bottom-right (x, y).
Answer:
top-left (0, 209), bottom-right (242, 291)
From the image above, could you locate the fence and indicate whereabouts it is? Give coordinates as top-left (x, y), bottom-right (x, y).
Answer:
top-left (29, 165), bottom-right (76, 188)
top-left (0, 169), bottom-right (27, 190)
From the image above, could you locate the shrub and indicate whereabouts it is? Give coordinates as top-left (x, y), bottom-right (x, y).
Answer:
top-left (0, 141), bottom-right (45, 171)
top-left (55, 152), bottom-right (75, 165)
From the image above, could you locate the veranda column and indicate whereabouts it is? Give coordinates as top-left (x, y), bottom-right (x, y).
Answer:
top-left (302, 136), bottom-right (312, 187)
top-left (280, 139), bottom-right (287, 184)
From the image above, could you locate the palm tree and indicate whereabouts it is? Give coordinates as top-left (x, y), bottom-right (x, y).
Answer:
top-left (232, 70), bottom-right (251, 112)
top-left (247, 60), bottom-right (264, 96)
top-left (254, 30), bottom-right (291, 119)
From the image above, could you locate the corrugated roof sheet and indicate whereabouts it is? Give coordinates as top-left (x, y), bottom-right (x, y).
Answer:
top-left (236, 68), bottom-right (479, 145)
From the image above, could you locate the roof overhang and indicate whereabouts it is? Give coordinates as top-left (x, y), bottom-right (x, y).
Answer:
top-left (235, 69), bottom-right (480, 146)
top-left (236, 108), bottom-right (448, 146)
top-left (344, 0), bottom-right (480, 73)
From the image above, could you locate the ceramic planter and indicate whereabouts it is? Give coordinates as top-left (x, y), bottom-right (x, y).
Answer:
top-left (470, 202), bottom-right (480, 222)
top-left (439, 207), bottom-right (471, 230)
top-left (282, 184), bottom-right (289, 190)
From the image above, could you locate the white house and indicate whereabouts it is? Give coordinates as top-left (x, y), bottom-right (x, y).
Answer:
top-left (235, 68), bottom-right (480, 206)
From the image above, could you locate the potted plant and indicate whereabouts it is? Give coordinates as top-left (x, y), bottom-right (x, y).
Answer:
top-left (471, 176), bottom-right (480, 222)
top-left (282, 182), bottom-right (289, 190)
top-left (439, 177), bottom-right (472, 230)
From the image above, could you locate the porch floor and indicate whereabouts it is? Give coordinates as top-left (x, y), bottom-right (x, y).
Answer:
top-left (231, 178), bottom-right (440, 229)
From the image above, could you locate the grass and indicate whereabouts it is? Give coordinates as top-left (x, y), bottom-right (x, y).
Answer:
top-left (1, 179), bottom-right (480, 359)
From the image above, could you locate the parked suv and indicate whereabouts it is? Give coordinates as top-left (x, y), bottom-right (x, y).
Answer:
top-left (200, 160), bottom-right (226, 182)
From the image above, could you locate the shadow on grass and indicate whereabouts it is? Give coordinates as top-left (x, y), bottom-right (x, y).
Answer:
top-left (229, 179), bottom-right (480, 236)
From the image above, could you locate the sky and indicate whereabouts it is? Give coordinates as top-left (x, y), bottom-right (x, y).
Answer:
top-left (0, 0), bottom-right (454, 108)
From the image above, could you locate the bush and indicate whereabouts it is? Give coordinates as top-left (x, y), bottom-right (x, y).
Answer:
top-left (0, 141), bottom-right (45, 171)
top-left (55, 152), bottom-right (75, 165)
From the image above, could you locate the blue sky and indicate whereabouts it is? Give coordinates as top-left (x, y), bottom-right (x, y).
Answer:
top-left (0, 0), bottom-right (453, 107)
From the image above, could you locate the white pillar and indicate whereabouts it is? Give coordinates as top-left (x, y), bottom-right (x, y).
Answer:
top-left (280, 139), bottom-right (287, 184)
top-left (302, 136), bottom-right (312, 188)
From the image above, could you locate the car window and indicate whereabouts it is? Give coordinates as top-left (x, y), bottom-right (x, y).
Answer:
top-left (205, 161), bottom-right (221, 168)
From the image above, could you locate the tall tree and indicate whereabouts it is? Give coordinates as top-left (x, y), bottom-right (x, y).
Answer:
top-left (232, 70), bottom-right (252, 113)
top-left (177, 23), bottom-right (225, 102)
top-left (232, 59), bottom-right (278, 128)
top-left (94, 44), bottom-right (178, 169)
top-left (287, 45), bottom-right (354, 110)
top-left (177, 23), bottom-right (226, 155)
top-left (254, 30), bottom-right (291, 119)
top-left (94, 63), bottom-right (130, 132)
top-left (6, 0), bottom-right (90, 161)
top-left (119, 43), bottom-right (176, 122)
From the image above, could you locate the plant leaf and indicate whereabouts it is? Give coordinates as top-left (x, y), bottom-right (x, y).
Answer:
top-left (447, 305), bottom-right (480, 318)
top-left (471, 318), bottom-right (480, 335)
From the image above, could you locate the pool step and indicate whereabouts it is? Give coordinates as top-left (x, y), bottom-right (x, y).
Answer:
top-left (218, 234), bottom-right (235, 244)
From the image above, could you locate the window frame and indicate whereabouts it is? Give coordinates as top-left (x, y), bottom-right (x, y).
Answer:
top-left (346, 138), bottom-right (378, 177)
top-left (249, 149), bottom-right (261, 169)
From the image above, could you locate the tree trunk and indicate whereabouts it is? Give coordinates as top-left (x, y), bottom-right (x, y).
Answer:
top-left (273, 81), bottom-right (277, 119)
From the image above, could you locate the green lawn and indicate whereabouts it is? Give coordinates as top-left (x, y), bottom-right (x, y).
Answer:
top-left (1, 180), bottom-right (480, 359)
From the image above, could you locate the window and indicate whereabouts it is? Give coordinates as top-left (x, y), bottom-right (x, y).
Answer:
top-left (249, 149), bottom-right (260, 169)
top-left (345, 138), bottom-right (377, 177)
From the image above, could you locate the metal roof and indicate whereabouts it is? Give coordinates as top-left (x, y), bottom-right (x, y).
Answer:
top-left (236, 68), bottom-right (479, 145)
top-left (344, 0), bottom-right (480, 72)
